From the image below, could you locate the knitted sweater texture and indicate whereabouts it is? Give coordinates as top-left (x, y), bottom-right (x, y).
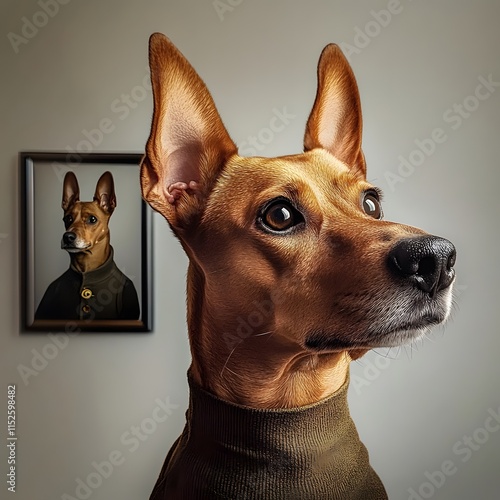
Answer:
top-left (150, 372), bottom-right (387, 499)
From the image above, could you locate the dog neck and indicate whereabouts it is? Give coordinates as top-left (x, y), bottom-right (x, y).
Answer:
top-left (185, 263), bottom-right (354, 409)
top-left (192, 336), bottom-right (351, 409)
top-left (151, 370), bottom-right (387, 499)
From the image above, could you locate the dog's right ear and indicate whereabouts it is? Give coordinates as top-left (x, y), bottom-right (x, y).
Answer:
top-left (62, 171), bottom-right (80, 211)
top-left (304, 44), bottom-right (366, 179)
top-left (140, 33), bottom-right (237, 232)
top-left (94, 171), bottom-right (116, 215)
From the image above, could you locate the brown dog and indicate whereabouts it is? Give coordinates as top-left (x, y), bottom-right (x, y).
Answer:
top-left (35, 171), bottom-right (140, 321)
top-left (141, 33), bottom-right (456, 499)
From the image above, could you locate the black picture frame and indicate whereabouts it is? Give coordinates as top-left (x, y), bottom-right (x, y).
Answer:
top-left (20, 152), bottom-right (152, 332)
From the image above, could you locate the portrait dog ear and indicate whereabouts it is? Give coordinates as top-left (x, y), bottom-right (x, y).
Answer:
top-left (62, 171), bottom-right (80, 211)
top-left (93, 171), bottom-right (116, 214)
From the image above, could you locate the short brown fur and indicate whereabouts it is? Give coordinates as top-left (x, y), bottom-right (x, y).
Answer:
top-left (141, 33), bottom-right (455, 411)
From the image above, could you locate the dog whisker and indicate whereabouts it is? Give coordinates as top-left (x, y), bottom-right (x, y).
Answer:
top-left (220, 331), bottom-right (275, 379)
top-left (372, 347), bottom-right (399, 361)
top-left (421, 331), bottom-right (436, 344)
top-left (402, 344), bottom-right (413, 360)
top-left (220, 345), bottom-right (239, 378)
top-left (253, 330), bottom-right (273, 337)
top-left (224, 366), bottom-right (239, 377)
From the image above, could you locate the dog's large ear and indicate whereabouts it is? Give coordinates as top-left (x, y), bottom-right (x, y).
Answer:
top-left (62, 171), bottom-right (80, 211)
top-left (304, 44), bottom-right (366, 179)
top-left (93, 171), bottom-right (116, 215)
top-left (140, 33), bottom-right (237, 231)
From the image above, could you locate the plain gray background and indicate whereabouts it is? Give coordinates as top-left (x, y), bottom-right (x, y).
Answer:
top-left (1, 1), bottom-right (499, 499)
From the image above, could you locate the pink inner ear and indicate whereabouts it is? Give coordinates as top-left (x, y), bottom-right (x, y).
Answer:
top-left (94, 191), bottom-right (116, 212)
top-left (99, 194), bottom-right (110, 210)
top-left (165, 144), bottom-right (203, 188)
top-left (163, 145), bottom-right (203, 205)
top-left (316, 88), bottom-right (345, 153)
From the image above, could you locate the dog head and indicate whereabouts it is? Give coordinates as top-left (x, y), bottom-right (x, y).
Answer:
top-left (61, 171), bottom-right (116, 259)
top-left (141, 34), bottom-right (455, 365)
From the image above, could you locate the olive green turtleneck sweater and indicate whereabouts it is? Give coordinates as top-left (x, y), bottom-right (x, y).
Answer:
top-left (150, 371), bottom-right (388, 499)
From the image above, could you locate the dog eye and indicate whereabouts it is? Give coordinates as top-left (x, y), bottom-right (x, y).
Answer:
top-left (63, 215), bottom-right (73, 228)
top-left (260, 199), bottom-right (304, 233)
top-left (362, 191), bottom-right (382, 219)
top-left (87, 215), bottom-right (98, 225)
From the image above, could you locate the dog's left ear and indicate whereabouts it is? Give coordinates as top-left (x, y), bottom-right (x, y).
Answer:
top-left (62, 171), bottom-right (80, 211)
top-left (93, 171), bottom-right (116, 215)
top-left (304, 44), bottom-right (366, 179)
top-left (141, 33), bottom-right (237, 232)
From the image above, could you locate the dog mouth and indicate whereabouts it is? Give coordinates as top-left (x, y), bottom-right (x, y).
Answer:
top-left (305, 318), bottom-right (439, 351)
top-left (64, 248), bottom-right (90, 254)
top-left (306, 327), bottom-right (432, 352)
top-left (305, 289), bottom-right (453, 352)
top-left (61, 243), bottom-right (92, 253)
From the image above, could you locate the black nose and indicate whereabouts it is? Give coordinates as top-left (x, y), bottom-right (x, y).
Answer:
top-left (62, 232), bottom-right (77, 246)
top-left (387, 236), bottom-right (456, 297)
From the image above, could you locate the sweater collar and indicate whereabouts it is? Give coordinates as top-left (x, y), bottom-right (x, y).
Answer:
top-left (171, 369), bottom-right (388, 498)
top-left (188, 369), bottom-right (355, 453)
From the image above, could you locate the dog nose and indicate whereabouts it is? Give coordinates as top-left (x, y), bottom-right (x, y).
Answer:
top-left (387, 236), bottom-right (456, 297)
top-left (63, 232), bottom-right (77, 245)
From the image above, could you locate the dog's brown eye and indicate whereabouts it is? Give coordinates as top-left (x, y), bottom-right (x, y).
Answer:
top-left (362, 191), bottom-right (382, 219)
top-left (260, 200), bottom-right (304, 233)
top-left (63, 215), bottom-right (73, 229)
top-left (87, 215), bottom-right (98, 225)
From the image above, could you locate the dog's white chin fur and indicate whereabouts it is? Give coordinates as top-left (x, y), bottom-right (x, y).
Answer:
top-left (372, 285), bottom-right (454, 348)
top-left (374, 327), bottom-right (431, 348)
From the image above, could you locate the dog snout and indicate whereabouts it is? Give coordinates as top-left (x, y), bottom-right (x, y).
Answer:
top-left (387, 236), bottom-right (456, 297)
top-left (62, 231), bottom-right (77, 246)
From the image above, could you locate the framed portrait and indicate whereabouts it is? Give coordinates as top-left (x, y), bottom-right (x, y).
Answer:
top-left (20, 152), bottom-right (152, 332)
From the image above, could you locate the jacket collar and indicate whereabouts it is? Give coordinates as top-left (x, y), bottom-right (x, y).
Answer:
top-left (69, 246), bottom-right (117, 283)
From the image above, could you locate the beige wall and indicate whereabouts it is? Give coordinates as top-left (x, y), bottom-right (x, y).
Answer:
top-left (1, 1), bottom-right (499, 499)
